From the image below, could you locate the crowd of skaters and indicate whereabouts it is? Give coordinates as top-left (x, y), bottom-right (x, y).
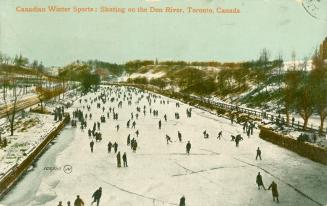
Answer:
top-left (56, 85), bottom-right (281, 205)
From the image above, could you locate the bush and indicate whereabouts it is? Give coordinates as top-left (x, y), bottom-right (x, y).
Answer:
top-left (297, 133), bottom-right (310, 142)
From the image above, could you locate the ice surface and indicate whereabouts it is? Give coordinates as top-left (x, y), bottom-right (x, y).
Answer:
top-left (1, 85), bottom-right (326, 206)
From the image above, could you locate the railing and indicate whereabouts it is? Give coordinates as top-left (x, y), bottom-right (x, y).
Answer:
top-left (0, 114), bottom-right (70, 198)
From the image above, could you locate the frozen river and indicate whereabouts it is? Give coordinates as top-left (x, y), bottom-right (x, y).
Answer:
top-left (1, 85), bottom-right (327, 206)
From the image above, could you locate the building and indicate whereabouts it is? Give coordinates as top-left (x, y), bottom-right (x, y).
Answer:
top-left (319, 36), bottom-right (327, 60)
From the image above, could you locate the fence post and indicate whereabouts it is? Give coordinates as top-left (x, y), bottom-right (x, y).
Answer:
top-left (298, 121), bottom-right (300, 129)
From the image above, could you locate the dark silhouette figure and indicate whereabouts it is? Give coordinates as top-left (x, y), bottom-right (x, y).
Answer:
top-left (256, 172), bottom-right (266, 190)
top-left (117, 152), bottom-right (121, 168)
top-left (268, 181), bottom-right (279, 203)
top-left (91, 187), bottom-right (102, 206)
top-left (90, 140), bottom-right (94, 153)
top-left (179, 196), bottom-right (186, 206)
top-left (127, 135), bottom-right (131, 145)
top-left (122, 152), bottom-right (128, 167)
top-left (178, 131), bottom-right (182, 142)
top-left (74, 195), bottom-right (84, 206)
top-left (113, 142), bottom-right (118, 153)
top-left (256, 147), bottom-right (262, 160)
top-left (108, 142), bottom-right (112, 153)
top-left (186, 141), bottom-right (191, 154)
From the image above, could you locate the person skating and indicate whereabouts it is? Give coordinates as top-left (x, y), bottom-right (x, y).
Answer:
top-left (57, 201), bottom-right (63, 206)
top-left (178, 131), bottom-right (182, 142)
top-left (186, 141), bottom-right (191, 154)
top-left (91, 187), bottom-right (102, 206)
top-left (67, 201), bottom-right (71, 206)
top-left (268, 181), bottom-right (279, 203)
top-left (122, 152), bottom-right (128, 167)
top-left (235, 134), bottom-right (243, 147)
top-left (127, 134), bottom-right (131, 145)
top-left (117, 152), bottom-right (121, 167)
top-left (256, 172), bottom-right (266, 190)
top-left (166, 135), bottom-right (172, 144)
top-left (256, 147), bottom-right (262, 160)
top-left (113, 142), bottom-right (118, 153)
top-left (90, 140), bottom-right (94, 153)
top-left (217, 131), bottom-right (222, 140)
top-left (107, 142), bottom-right (112, 153)
top-left (74, 195), bottom-right (84, 206)
top-left (179, 196), bottom-right (186, 206)
top-left (132, 140), bottom-right (138, 152)
top-left (159, 120), bottom-right (162, 129)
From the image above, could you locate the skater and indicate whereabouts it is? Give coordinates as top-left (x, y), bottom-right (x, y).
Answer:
top-left (127, 134), bottom-right (131, 145)
top-left (164, 114), bottom-right (167, 121)
top-left (135, 130), bottom-right (139, 137)
top-left (186, 141), bottom-right (191, 154)
top-left (122, 152), bottom-right (128, 167)
top-left (117, 151), bottom-right (121, 167)
top-left (91, 187), bottom-right (102, 206)
top-left (90, 140), bottom-right (94, 153)
top-left (235, 134), bottom-right (243, 147)
top-left (57, 201), bottom-right (63, 206)
top-left (67, 201), bottom-right (71, 206)
top-left (256, 172), bottom-right (266, 190)
top-left (107, 142), bottom-right (112, 153)
top-left (159, 120), bottom-right (162, 129)
top-left (74, 195), bottom-right (84, 206)
top-left (132, 140), bottom-right (138, 152)
top-left (166, 135), bottom-right (172, 144)
top-left (256, 147), bottom-right (262, 160)
top-left (268, 181), bottom-right (279, 203)
top-left (178, 131), bottom-right (182, 142)
top-left (113, 142), bottom-right (118, 153)
top-left (217, 131), bottom-right (222, 140)
top-left (179, 196), bottom-right (186, 206)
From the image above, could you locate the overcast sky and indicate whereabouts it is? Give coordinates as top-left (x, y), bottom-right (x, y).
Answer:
top-left (0, 0), bottom-right (327, 67)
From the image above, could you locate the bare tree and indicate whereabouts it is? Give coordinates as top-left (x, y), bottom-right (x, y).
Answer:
top-left (3, 76), bottom-right (23, 136)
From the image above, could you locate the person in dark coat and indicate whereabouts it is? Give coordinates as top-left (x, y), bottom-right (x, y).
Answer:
top-left (108, 142), bottom-right (112, 153)
top-left (91, 187), bottom-right (102, 206)
top-left (74, 195), bottom-right (84, 206)
top-left (158, 120), bottom-right (162, 129)
top-left (256, 172), bottom-right (265, 190)
top-left (90, 140), bottom-right (94, 153)
top-left (166, 135), bottom-right (172, 144)
top-left (117, 152), bottom-right (121, 167)
top-left (67, 201), bottom-right (71, 206)
top-left (113, 142), bottom-right (118, 153)
top-left (256, 147), bottom-right (262, 160)
top-left (57, 201), bottom-right (63, 206)
top-left (235, 135), bottom-right (243, 147)
top-left (186, 141), bottom-right (191, 154)
top-left (178, 131), bottom-right (182, 142)
top-left (179, 196), bottom-right (186, 206)
top-left (268, 181), bottom-right (279, 203)
top-left (132, 141), bottom-right (138, 152)
top-left (122, 152), bottom-right (128, 167)
top-left (127, 135), bottom-right (131, 145)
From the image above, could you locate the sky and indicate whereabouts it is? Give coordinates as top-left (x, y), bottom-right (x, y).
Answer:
top-left (0, 0), bottom-right (327, 67)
